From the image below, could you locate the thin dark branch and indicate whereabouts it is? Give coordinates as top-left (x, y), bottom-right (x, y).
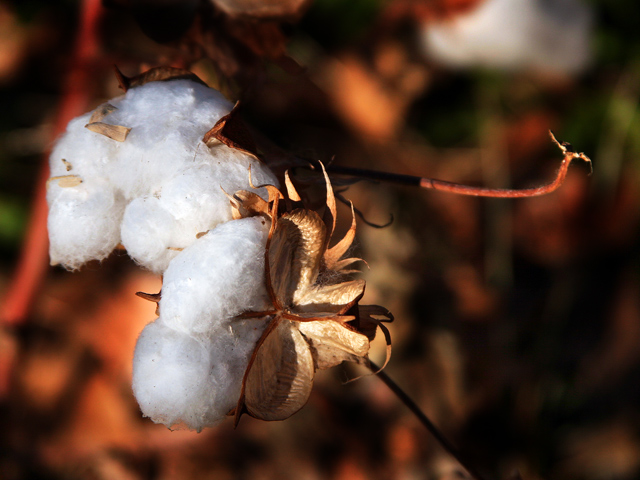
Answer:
top-left (370, 361), bottom-right (489, 480)
top-left (335, 191), bottom-right (394, 228)
top-left (326, 131), bottom-right (591, 198)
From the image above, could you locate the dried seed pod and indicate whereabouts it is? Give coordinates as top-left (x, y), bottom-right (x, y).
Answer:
top-left (232, 164), bottom-right (392, 424)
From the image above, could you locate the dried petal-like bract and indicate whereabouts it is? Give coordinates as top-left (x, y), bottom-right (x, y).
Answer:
top-left (232, 165), bottom-right (392, 424)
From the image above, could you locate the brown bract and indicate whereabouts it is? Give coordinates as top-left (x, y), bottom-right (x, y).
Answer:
top-left (229, 165), bottom-right (392, 424)
top-left (114, 66), bottom-right (208, 92)
top-left (203, 101), bottom-right (259, 158)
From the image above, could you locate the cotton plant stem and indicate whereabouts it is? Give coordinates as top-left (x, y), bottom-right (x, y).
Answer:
top-left (371, 361), bottom-right (488, 480)
top-left (326, 131), bottom-right (591, 198)
top-left (1, 0), bottom-right (104, 325)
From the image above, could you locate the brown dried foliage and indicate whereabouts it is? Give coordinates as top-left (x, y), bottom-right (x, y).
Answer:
top-left (225, 165), bottom-right (392, 424)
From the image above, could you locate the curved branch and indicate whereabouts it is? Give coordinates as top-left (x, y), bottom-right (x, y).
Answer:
top-left (327, 131), bottom-right (592, 199)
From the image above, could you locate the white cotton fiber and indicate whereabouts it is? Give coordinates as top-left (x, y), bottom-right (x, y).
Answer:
top-left (47, 179), bottom-right (125, 269)
top-left (47, 78), bottom-right (278, 273)
top-left (159, 216), bottom-right (270, 336)
top-left (120, 196), bottom-right (179, 272)
top-left (132, 217), bottom-right (271, 430)
top-left (133, 321), bottom-right (215, 430)
top-left (422, 0), bottom-right (593, 75)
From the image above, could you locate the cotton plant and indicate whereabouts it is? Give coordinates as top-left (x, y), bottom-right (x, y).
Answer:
top-left (46, 67), bottom-right (391, 431)
top-left (46, 65), bottom-right (592, 437)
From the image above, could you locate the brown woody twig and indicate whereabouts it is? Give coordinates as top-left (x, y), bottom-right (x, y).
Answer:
top-left (326, 131), bottom-right (591, 198)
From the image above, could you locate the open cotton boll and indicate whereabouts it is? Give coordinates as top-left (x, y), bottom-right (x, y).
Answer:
top-left (132, 216), bottom-right (271, 430)
top-left (47, 179), bottom-right (125, 269)
top-left (133, 318), bottom-right (268, 430)
top-left (47, 77), bottom-right (278, 272)
top-left (120, 161), bottom-right (275, 274)
top-left (159, 216), bottom-right (270, 336)
top-left (96, 80), bottom-right (233, 198)
top-left (132, 321), bottom-right (217, 430)
top-left (422, 0), bottom-right (593, 75)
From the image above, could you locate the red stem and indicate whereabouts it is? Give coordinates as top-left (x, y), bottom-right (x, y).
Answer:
top-left (326, 132), bottom-right (592, 199)
top-left (1, 0), bottom-right (104, 326)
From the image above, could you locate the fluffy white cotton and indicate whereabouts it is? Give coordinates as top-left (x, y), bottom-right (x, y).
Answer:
top-left (120, 196), bottom-right (179, 272)
top-left (422, 0), bottom-right (593, 75)
top-left (132, 217), bottom-right (270, 430)
top-left (159, 217), bottom-right (271, 336)
top-left (47, 79), bottom-right (278, 273)
top-left (47, 179), bottom-right (125, 269)
top-left (133, 322), bottom-right (215, 429)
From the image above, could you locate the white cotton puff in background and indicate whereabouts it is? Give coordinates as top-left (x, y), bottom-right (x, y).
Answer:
top-left (47, 79), bottom-right (278, 273)
top-left (132, 217), bottom-right (270, 430)
top-left (422, 0), bottom-right (593, 76)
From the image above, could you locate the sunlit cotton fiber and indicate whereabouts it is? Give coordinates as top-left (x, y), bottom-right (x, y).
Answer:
top-left (132, 217), bottom-right (270, 430)
top-left (47, 79), bottom-right (277, 273)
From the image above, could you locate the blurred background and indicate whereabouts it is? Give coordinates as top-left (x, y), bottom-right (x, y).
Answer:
top-left (1, 0), bottom-right (640, 479)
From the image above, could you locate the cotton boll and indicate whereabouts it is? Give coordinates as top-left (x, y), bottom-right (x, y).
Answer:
top-left (422, 0), bottom-right (593, 76)
top-left (132, 321), bottom-right (217, 430)
top-left (120, 196), bottom-right (180, 273)
top-left (160, 216), bottom-right (270, 336)
top-left (133, 317), bottom-right (269, 430)
top-left (103, 80), bottom-right (234, 197)
top-left (132, 215), bottom-right (272, 430)
top-left (48, 77), bottom-right (278, 272)
top-left (47, 180), bottom-right (124, 269)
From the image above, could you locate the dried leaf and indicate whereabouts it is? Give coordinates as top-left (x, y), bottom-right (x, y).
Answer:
top-left (136, 291), bottom-right (161, 316)
top-left (325, 202), bottom-right (357, 271)
top-left (332, 257), bottom-right (366, 272)
top-left (203, 102), bottom-right (259, 159)
top-left (88, 103), bottom-right (117, 124)
top-left (243, 320), bottom-right (314, 421)
top-left (211, 0), bottom-right (312, 21)
top-left (298, 320), bottom-right (369, 370)
top-left (114, 65), bottom-right (207, 92)
top-left (222, 186), bottom-right (271, 220)
top-left (47, 175), bottom-right (83, 189)
top-left (135, 291), bottom-right (161, 303)
top-left (294, 279), bottom-right (365, 312)
top-left (85, 122), bottom-right (131, 142)
top-left (285, 170), bottom-right (301, 202)
top-left (320, 162), bottom-right (337, 247)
